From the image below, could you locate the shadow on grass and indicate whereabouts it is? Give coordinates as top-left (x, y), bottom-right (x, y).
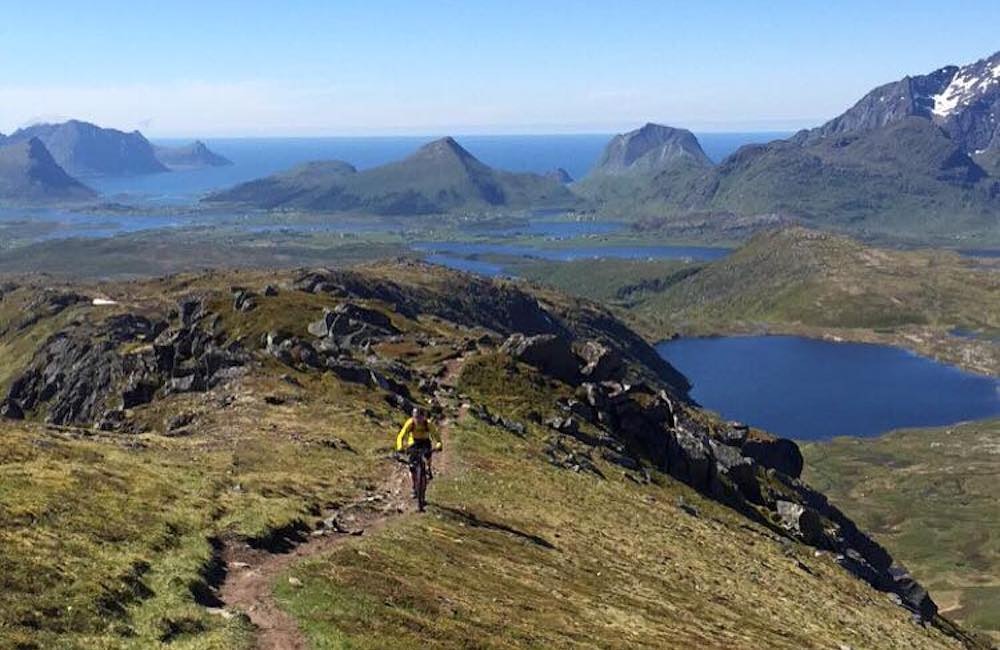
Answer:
top-left (434, 505), bottom-right (558, 551)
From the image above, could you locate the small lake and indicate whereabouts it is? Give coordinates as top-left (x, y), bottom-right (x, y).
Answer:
top-left (656, 335), bottom-right (999, 440)
top-left (413, 240), bottom-right (730, 277)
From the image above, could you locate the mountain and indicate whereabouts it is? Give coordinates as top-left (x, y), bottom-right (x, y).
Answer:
top-left (0, 262), bottom-right (986, 648)
top-left (0, 138), bottom-right (96, 203)
top-left (575, 123), bottom-right (713, 203)
top-left (6, 120), bottom-right (168, 176)
top-left (591, 122), bottom-right (712, 176)
top-left (544, 167), bottom-right (574, 183)
top-left (590, 52), bottom-right (1000, 244)
top-left (798, 50), bottom-right (1000, 156)
top-left (205, 137), bottom-right (578, 215)
top-left (153, 140), bottom-right (232, 169)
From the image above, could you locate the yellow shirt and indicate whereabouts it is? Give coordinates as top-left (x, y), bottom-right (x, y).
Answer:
top-left (395, 417), bottom-right (441, 451)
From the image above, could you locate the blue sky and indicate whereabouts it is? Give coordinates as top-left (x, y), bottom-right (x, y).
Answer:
top-left (1, 1), bottom-right (998, 136)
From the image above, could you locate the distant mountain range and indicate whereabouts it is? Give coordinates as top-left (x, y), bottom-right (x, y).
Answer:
top-left (205, 136), bottom-right (577, 215)
top-left (586, 50), bottom-right (1000, 243)
top-left (153, 140), bottom-right (233, 170)
top-left (0, 120), bottom-right (231, 204)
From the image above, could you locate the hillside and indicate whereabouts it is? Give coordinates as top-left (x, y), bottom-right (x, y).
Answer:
top-left (0, 262), bottom-right (982, 648)
top-left (154, 140), bottom-right (233, 169)
top-left (587, 51), bottom-right (1000, 244)
top-left (511, 228), bottom-right (1000, 375)
top-left (803, 420), bottom-right (1000, 641)
top-left (6, 120), bottom-right (168, 176)
top-left (0, 138), bottom-right (97, 203)
top-left (205, 137), bottom-right (577, 216)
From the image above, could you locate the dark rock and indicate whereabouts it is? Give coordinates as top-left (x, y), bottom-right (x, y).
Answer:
top-left (667, 429), bottom-right (713, 490)
top-left (709, 440), bottom-right (761, 503)
top-left (888, 564), bottom-right (937, 621)
top-left (95, 408), bottom-right (126, 431)
top-left (775, 500), bottom-right (826, 546)
top-left (501, 333), bottom-right (580, 384)
top-left (233, 290), bottom-right (257, 312)
top-left (169, 374), bottom-right (205, 393)
top-left (262, 285), bottom-right (279, 297)
top-left (166, 412), bottom-right (195, 431)
top-left (178, 297), bottom-right (204, 327)
top-left (545, 416), bottom-right (579, 436)
top-left (576, 340), bottom-right (623, 381)
top-left (720, 423), bottom-right (749, 447)
top-left (1, 399), bottom-right (25, 420)
top-left (742, 437), bottom-right (804, 478)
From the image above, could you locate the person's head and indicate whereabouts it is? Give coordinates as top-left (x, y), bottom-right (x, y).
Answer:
top-left (412, 407), bottom-right (427, 423)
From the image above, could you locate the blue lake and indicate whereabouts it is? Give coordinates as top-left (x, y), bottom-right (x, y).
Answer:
top-left (413, 240), bottom-right (730, 277)
top-left (656, 335), bottom-right (999, 440)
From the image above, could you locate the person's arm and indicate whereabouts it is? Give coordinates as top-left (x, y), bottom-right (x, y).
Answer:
top-left (395, 419), bottom-right (413, 451)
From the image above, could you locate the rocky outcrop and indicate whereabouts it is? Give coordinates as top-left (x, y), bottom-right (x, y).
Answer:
top-left (501, 334), bottom-right (580, 384)
top-left (4, 298), bottom-right (248, 428)
top-left (742, 437), bottom-right (804, 479)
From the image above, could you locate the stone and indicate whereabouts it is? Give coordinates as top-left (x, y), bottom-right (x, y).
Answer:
top-left (576, 340), bottom-right (624, 381)
top-left (667, 429), bottom-right (713, 491)
top-left (500, 333), bottom-right (580, 384)
top-left (742, 437), bottom-right (804, 478)
top-left (0, 399), bottom-right (24, 420)
top-left (262, 284), bottom-right (279, 296)
top-left (775, 500), bottom-right (825, 545)
top-left (888, 564), bottom-right (937, 621)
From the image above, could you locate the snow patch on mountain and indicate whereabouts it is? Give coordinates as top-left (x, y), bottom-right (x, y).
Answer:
top-left (931, 60), bottom-right (1000, 118)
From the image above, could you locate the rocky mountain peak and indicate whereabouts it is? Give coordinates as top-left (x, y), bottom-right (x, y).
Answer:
top-left (591, 122), bottom-right (712, 176)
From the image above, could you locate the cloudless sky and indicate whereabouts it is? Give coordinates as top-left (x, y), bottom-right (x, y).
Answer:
top-left (1, 1), bottom-right (998, 136)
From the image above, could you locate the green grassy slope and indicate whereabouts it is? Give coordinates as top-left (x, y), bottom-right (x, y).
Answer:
top-left (0, 264), bottom-right (987, 649)
top-left (511, 228), bottom-right (1000, 375)
top-left (803, 420), bottom-right (1000, 641)
top-left (276, 353), bottom-right (966, 649)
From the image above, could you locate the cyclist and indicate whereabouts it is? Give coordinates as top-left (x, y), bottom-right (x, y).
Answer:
top-left (394, 407), bottom-right (443, 492)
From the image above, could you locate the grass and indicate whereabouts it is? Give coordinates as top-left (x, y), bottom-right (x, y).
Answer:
top-left (508, 228), bottom-right (1000, 375)
top-left (803, 419), bottom-right (1000, 642)
top-left (274, 354), bottom-right (963, 650)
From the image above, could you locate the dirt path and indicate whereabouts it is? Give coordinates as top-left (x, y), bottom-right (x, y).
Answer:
top-left (215, 359), bottom-right (469, 649)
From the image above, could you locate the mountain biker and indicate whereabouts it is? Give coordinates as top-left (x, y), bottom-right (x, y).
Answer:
top-left (395, 407), bottom-right (442, 490)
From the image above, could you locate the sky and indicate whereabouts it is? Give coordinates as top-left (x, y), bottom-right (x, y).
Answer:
top-left (1, 1), bottom-right (998, 137)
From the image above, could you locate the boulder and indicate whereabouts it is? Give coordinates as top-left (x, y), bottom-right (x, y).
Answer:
top-left (576, 340), bottom-right (624, 382)
top-left (0, 399), bottom-right (24, 420)
top-left (233, 290), bottom-right (257, 312)
top-left (775, 500), bottom-right (825, 545)
top-left (262, 284), bottom-right (279, 297)
top-left (501, 333), bottom-right (580, 384)
top-left (178, 297), bottom-right (204, 327)
top-left (308, 310), bottom-right (338, 338)
top-left (667, 429), bottom-right (713, 490)
top-left (742, 437), bottom-right (804, 479)
top-left (888, 564), bottom-right (937, 621)
top-left (709, 440), bottom-right (761, 503)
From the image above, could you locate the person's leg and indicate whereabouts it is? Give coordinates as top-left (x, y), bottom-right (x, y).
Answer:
top-left (426, 450), bottom-right (434, 480)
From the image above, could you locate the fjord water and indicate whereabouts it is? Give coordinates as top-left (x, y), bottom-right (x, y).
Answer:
top-left (657, 335), bottom-right (999, 440)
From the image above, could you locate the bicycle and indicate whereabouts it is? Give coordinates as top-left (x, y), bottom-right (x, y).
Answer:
top-left (397, 445), bottom-right (432, 512)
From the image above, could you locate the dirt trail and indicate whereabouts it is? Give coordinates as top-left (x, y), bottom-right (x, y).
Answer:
top-left (215, 358), bottom-right (468, 649)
